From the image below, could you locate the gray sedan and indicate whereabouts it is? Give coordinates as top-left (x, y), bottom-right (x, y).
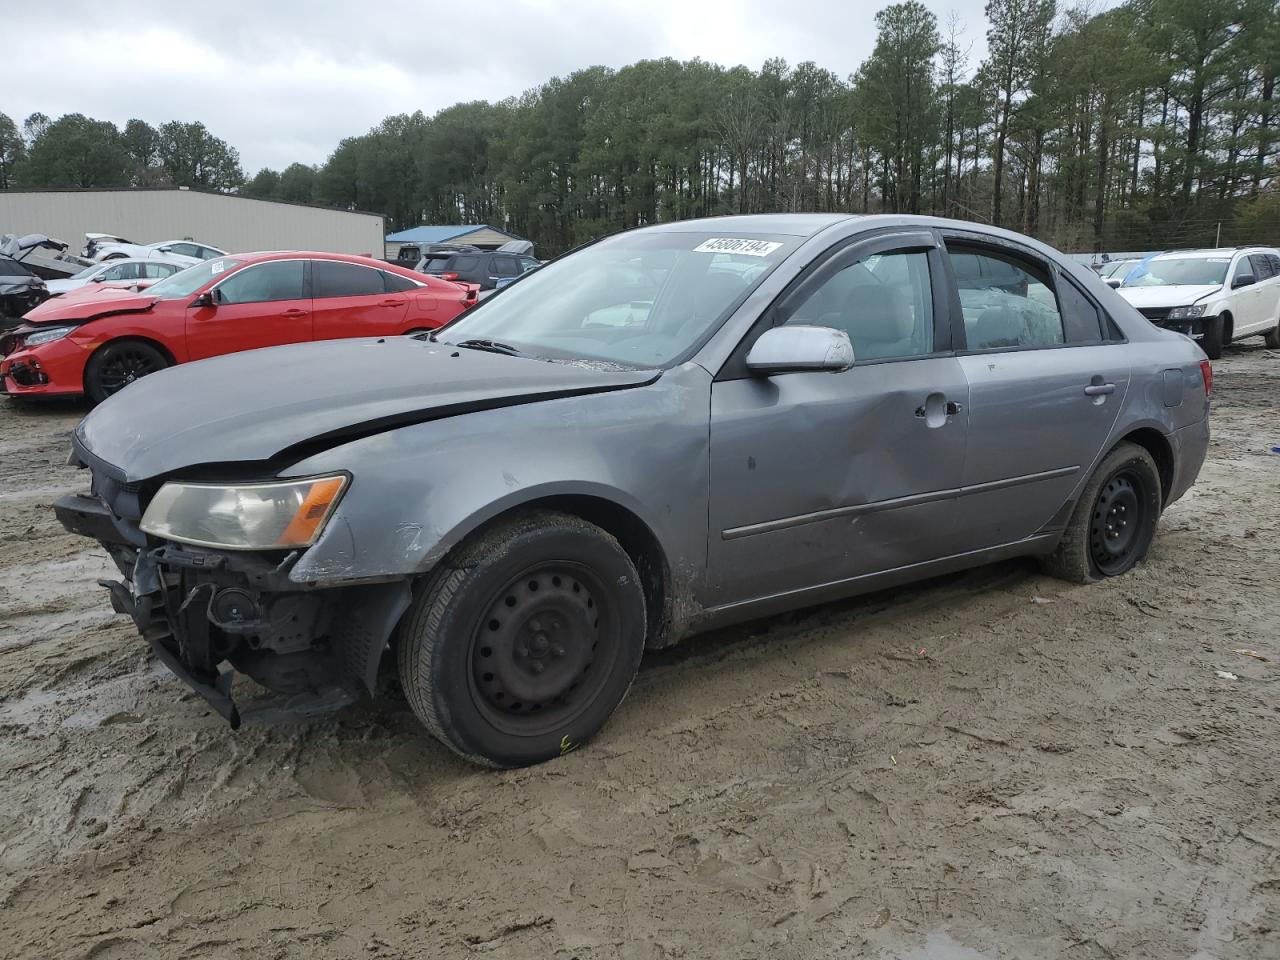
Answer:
top-left (55, 214), bottom-right (1210, 767)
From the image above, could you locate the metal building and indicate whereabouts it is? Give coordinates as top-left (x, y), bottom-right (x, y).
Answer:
top-left (0, 187), bottom-right (385, 257)
top-left (384, 224), bottom-right (524, 260)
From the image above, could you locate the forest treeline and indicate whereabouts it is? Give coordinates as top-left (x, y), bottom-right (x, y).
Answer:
top-left (2, 0), bottom-right (1277, 255)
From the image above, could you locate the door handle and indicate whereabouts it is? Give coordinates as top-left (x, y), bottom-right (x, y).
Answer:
top-left (1084, 382), bottom-right (1116, 397)
top-left (281, 309), bottom-right (308, 318)
top-left (380, 298), bottom-right (405, 307)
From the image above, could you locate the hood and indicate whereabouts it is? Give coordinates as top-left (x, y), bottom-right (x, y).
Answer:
top-left (23, 287), bottom-right (158, 324)
top-left (1117, 284), bottom-right (1221, 308)
top-left (75, 337), bottom-right (660, 482)
top-left (1, 234), bottom-right (67, 261)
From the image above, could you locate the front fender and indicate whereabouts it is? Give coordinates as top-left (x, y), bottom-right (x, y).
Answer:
top-left (280, 364), bottom-right (713, 603)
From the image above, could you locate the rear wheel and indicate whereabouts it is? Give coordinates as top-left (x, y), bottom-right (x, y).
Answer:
top-left (84, 340), bottom-right (169, 404)
top-left (1042, 442), bottom-right (1162, 584)
top-left (398, 510), bottom-right (646, 767)
top-left (1264, 317), bottom-right (1280, 349)
top-left (1200, 313), bottom-right (1226, 360)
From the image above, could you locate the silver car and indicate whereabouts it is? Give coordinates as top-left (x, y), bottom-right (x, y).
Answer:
top-left (55, 214), bottom-right (1210, 767)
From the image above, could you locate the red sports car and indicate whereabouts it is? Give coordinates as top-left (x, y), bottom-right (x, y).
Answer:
top-left (0, 251), bottom-right (478, 402)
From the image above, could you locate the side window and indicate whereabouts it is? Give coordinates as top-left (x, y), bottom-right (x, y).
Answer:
top-left (783, 249), bottom-right (934, 362)
top-left (1248, 254), bottom-right (1274, 281)
top-left (1232, 257), bottom-right (1255, 285)
top-left (1268, 255), bottom-right (1280, 276)
top-left (452, 255), bottom-right (481, 274)
top-left (145, 262), bottom-right (178, 278)
top-left (1055, 274), bottom-right (1105, 343)
top-left (946, 247), bottom-right (1064, 350)
top-left (166, 243), bottom-right (198, 258)
top-left (101, 263), bottom-right (135, 281)
top-left (382, 270), bottom-right (418, 293)
top-left (519, 257), bottom-right (539, 273)
top-left (313, 260), bottom-right (385, 298)
top-left (215, 261), bottom-right (306, 304)
top-left (493, 255), bottom-right (520, 278)
top-left (196, 246), bottom-right (221, 260)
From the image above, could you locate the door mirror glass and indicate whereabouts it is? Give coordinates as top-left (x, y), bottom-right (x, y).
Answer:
top-left (746, 325), bottom-right (854, 375)
top-left (90, 274), bottom-right (106, 282)
top-left (1104, 276), bottom-right (1123, 289)
top-left (1232, 273), bottom-right (1255, 289)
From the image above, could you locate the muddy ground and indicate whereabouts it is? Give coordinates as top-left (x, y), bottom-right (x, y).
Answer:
top-left (1, 345), bottom-right (1277, 960)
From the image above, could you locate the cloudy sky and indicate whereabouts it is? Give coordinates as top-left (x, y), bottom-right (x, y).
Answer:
top-left (13, 0), bottom-right (1003, 175)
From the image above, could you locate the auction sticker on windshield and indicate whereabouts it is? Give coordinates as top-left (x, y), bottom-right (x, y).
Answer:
top-left (693, 238), bottom-right (783, 257)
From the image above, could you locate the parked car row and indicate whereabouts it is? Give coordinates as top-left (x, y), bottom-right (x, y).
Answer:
top-left (0, 252), bottom-right (479, 402)
top-left (83, 233), bottom-right (226, 264)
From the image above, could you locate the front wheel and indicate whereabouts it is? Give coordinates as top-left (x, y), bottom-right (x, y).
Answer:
top-left (1200, 313), bottom-right (1226, 360)
top-left (1042, 442), bottom-right (1162, 584)
top-left (398, 510), bottom-right (647, 767)
top-left (84, 340), bottom-right (169, 404)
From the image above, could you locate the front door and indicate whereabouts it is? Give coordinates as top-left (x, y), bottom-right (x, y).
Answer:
top-left (942, 239), bottom-right (1132, 546)
top-left (707, 232), bottom-right (969, 608)
top-left (186, 259), bottom-right (312, 361)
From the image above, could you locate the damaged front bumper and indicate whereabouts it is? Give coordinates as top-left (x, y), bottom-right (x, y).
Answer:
top-left (54, 492), bottom-right (410, 728)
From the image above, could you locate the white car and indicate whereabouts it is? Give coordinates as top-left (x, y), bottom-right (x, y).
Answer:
top-left (46, 258), bottom-right (189, 296)
top-left (1118, 247), bottom-right (1280, 358)
top-left (83, 233), bottom-right (226, 264)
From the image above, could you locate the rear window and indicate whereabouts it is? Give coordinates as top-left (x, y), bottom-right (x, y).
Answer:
top-left (382, 270), bottom-right (419, 293)
top-left (419, 256), bottom-right (452, 274)
top-left (313, 259), bottom-right (384, 298)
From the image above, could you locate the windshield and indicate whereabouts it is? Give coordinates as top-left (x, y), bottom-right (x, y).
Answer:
top-left (143, 257), bottom-right (244, 299)
top-left (1123, 257), bottom-right (1229, 288)
top-left (436, 230), bottom-right (800, 367)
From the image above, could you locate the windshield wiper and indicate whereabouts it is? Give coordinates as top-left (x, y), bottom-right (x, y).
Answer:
top-left (454, 338), bottom-right (523, 357)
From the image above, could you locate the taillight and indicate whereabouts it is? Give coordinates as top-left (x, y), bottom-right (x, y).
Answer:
top-left (1199, 359), bottom-right (1213, 397)
top-left (441, 272), bottom-right (459, 281)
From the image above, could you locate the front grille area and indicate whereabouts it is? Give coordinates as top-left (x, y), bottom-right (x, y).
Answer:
top-left (1138, 307), bottom-right (1171, 321)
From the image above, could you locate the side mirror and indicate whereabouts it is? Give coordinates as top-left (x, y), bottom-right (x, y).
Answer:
top-left (1105, 277), bottom-right (1123, 289)
top-left (191, 291), bottom-right (216, 308)
top-left (1232, 274), bottom-right (1256, 289)
top-left (746, 325), bottom-right (854, 376)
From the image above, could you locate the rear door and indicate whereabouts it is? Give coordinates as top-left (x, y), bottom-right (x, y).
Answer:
top-left (1244, 254), bottom-right (1280, 336)
top-left (186, 259), bottom-right (312, 360)
top-left (311, 259), bottom-right (407, 340)
top-left (942, 235), bottom-right (1131, 547)
top-left (707, 230), bottom-right (970, 606)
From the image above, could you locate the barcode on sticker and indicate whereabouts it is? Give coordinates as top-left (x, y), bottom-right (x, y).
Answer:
top-left (693, 238), bottom-right (783, 257)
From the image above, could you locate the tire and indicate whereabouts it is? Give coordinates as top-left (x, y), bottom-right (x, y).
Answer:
top-left (84, 339), bottom-right (169, 404)
top-left (1200, 313), bottom-right (1226, 360)
top-left (398, 509), bottom-right (646, 768)
top-left (1264, 318), bottom-right (1280, 349)
top-left (1042, 442), bottom-right (1163, 584)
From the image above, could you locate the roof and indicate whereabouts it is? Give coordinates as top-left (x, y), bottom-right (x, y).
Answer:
top-left (385, 224), bottom-right (521, 243)
top-left (644, 213), bottom-right (859, 237)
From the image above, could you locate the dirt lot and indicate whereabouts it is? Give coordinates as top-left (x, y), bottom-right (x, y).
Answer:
top-left (1, 345), bottom-right (1277, 960)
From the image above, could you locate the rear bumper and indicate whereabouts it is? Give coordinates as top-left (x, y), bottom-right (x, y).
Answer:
top-left (1167, 417), bottom-right (1210, 506)
top-left (54, 491), bottom-right (411, 727)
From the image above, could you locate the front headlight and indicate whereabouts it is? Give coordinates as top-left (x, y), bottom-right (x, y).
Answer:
top-left (1167, 304), bottom-right (1207, 320)
top-left (23, 325), bottom-right (76, 347)
top-left (140, 475), bottom-right (348, 550)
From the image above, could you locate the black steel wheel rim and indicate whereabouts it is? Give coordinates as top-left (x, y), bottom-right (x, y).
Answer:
top-left (1089, 469), bottom-right (1146, 575)
top-left (469, 562), bottom-right (616, 736)
top-left (98, 347), bottom-right (162, 395)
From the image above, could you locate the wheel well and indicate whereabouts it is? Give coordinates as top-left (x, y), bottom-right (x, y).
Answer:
top-left (82, 336), bottom-right (176, 392)
top-left (1220, 310), bottom-right (1233, 340)
top-left (476, 495), bottom-right (672, 647)
top-left (1117, 428), bottom-right (1173, 502)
